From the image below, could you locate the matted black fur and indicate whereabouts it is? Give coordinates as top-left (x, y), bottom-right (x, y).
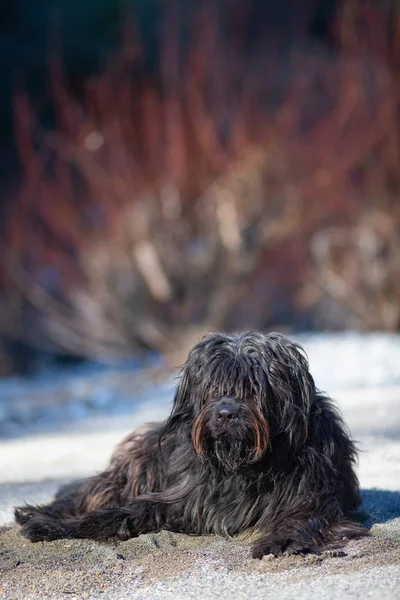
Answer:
top-left (15, 332), bottom-right (368, 557)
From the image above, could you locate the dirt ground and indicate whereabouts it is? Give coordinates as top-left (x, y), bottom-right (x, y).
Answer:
top-left (1, 493), bottom-right (399, 600)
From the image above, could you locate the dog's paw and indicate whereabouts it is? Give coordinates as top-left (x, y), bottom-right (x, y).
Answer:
top-left (20, 516), bottom-right (70, 542)
top-left (252, 537), bottom-right (320, 559)
top-left (252, 538), bottom-right (285, 558)
top-left (116, 517), bottom-right (138, 542)
top-left (284, 540), bottom-right (320, 556)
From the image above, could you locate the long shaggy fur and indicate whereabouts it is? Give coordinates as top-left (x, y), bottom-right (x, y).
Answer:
top-left (15, 332), bottom-right (368, 557)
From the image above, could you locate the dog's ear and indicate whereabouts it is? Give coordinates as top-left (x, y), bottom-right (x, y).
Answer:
top-left (160, 364), bottom-right (193, 439)
top-left (159, 334), bottom-right (214, 439)
top-left (263, 332), bottom-right (315, 449)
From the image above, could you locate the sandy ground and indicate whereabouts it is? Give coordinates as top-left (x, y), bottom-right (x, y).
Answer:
top-left (0, 522), bottom-right (400, 600)
top-left (0, 335), bottom-right (400, 599)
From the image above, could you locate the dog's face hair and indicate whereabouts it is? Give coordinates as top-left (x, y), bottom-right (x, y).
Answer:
top-left (163, 331), bottom-right (316, 472)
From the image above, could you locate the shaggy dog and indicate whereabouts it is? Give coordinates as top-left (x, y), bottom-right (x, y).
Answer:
top-left (15, 332), bottom-right (368, 557)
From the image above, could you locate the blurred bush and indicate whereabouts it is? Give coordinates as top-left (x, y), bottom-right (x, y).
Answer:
top-left (2, 0), bottom-right (400, 367)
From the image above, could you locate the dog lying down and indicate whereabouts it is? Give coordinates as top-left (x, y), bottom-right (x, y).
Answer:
top-left (15, 331), bottom-right (368, 558)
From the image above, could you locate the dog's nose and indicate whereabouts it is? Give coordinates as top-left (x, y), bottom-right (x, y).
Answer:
top-left (217, 403), bottom-right (239, 421)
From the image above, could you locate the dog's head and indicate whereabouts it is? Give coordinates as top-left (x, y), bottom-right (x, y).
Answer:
top-left (163, 332), bottom-right (316, 472)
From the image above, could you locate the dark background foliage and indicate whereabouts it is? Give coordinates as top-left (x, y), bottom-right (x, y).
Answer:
top-left (0, 0), bottom-right (399, 375)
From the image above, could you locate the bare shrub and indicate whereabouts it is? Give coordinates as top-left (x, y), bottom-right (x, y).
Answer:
top-left (3, 1), bottom-right (400, 364)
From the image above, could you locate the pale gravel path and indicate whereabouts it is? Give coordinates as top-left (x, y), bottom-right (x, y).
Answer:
top-left (108, 563), bottom-right (400, 600)
top-left (0, 333), bottom-right (400, 599)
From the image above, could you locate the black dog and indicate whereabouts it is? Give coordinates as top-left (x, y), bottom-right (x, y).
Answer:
top-left (15, 332), bottom-right (367, 557)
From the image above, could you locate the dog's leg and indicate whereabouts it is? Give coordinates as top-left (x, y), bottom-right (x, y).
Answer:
top-left (19, 501), bottom-right (161, 543)
top-left (252, 498), bottom-right (368, 558)
top-left (15, 480), bottom-right (88, 525)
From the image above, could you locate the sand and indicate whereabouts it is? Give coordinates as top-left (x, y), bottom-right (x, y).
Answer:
top-left (0, 510), bottom-right (400, 600)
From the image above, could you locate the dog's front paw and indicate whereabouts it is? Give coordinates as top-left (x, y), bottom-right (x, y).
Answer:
top-left (284, 540), bottom-right (320, 555)
top-left (252, 538), bottom-right (286, 558)
top-left (116, 517), bottom-right (138, 541)
top-left (20, 516), bottom-right (70, 542)
top-left (252, 537), bottom-right (320, 559)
